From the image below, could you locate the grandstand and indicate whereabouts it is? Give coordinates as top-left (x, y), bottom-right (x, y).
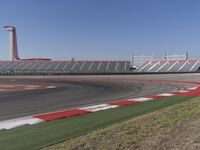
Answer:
top-left (131, 53), bottom-right (200, 73)
top-left (135, 59), bottom-right (200, 73)
top-left (0, 60), bottom-right (131, 75)
top-left (0, 59), bottom-right (200, 75)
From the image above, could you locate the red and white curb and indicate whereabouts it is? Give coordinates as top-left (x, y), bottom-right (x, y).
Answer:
top-left (0, 81), bottom-right (200, 131)
top-left (0, 117), bottom-right (44, 130)
top-left (0, 85), bottom-right (58, 91)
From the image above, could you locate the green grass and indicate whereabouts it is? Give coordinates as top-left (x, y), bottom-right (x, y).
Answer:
top-left (0, 96), bottom-right (194, 150)
top-left (46, 96), bottom-right (200, 150)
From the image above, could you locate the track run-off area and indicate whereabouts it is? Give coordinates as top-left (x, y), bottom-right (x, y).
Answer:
top-left (0, 74), bottom-right (197, 121)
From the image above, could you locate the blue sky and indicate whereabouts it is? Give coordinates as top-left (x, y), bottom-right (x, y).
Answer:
top-left (0, 0), bottom-right (200, 60)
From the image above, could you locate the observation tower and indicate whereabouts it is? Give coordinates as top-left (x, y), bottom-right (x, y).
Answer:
top-left (4, 25), bottom-right (19, 61)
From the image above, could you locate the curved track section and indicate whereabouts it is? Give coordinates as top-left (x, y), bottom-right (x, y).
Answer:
top-left (0, 76), bottom-right (191, 121)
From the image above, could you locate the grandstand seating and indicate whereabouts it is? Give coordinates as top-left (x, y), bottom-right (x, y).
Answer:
top-left (135, 59), bottom-right (200, 73)
top-left (0, 59), bottom-right (200, 75)
top-left (0, 61), bottom-right (131, 75)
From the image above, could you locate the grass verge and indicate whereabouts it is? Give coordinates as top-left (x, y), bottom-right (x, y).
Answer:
top-left (44, 96), bottom-right (200, 150)
top-left (0, 96), bottom-right (194, 150)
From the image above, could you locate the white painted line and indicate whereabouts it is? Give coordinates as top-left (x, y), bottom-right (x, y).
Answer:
top-left (46, 86), bottom-right (57, 89)
top-left (24, 118), bottom-right (44, 125)
top-left (0, 85), bottom-right (14, 88)
top-left (90, 105), bottom-right (118, 112)
top-left (188, 87), bottom-right (198, 90)
top-left (24, 87), bottom-right (36, 90)
top-left (0, 117), bottom-right (44, 130)
top-left (0, 89), bottom-right (6, 91)
top-left (26, 85), bottom-right (40, 88)
top-left (178, 90), bottom-right (189, 93)
top-left (128, 97), bottom-right (153, 102)
top-left (156, 93), bottom-right (174, 96)
top-left (80, 104), bottom-right (108, 109)
top-left (79, 104), bottom-right (118, 112)
top-left (22, 85), bottom-right (57, 90)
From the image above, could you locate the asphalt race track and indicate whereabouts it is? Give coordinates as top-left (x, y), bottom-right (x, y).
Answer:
top-left (0, 74), bottom-right (199, 121)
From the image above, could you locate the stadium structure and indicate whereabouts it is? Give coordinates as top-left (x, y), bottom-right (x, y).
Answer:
top-left (1, 25), bottom-right (200, 75)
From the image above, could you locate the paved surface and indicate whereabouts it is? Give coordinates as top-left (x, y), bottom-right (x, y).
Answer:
top-left (0, 74), bottom-right (199, 121)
